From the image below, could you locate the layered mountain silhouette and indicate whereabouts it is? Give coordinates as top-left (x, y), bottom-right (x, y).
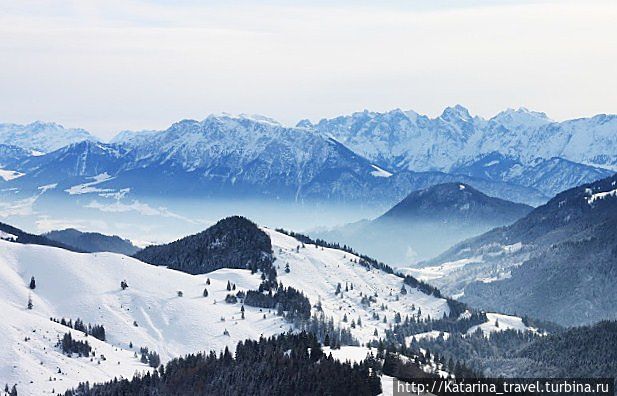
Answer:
top-left (44, 228), bottom-right (139, 255)
top-left (424, 174), bottom-right (617, 326)
top-left (314, 183), bottom-right (532, 265)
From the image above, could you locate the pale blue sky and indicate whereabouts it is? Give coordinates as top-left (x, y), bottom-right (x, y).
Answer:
top-left (1, 0), bottom-right (615, 139)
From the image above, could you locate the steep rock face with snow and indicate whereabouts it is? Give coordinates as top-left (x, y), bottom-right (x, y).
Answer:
top-left (0, 145), bottom-right (31, 168)
top-left (314, 106), bottom-right (617, 173)
top-left (4, 114), bottom-right (547, 208)
top-left (419, 174), bottom-right (617, 326)
top-left (450, 152), bottom-right (613, 198)
top-left (0, 145), bottom-right (30, 182)
top-left (16, 141), bottom-right (130, 181)
top-left (2, 108), bottom-right (614, 210)
top-left (0, 122), bottom-right (98, 154)
top-left (315, 106), bottom-right (482, 172)
top-left (15, 115), bottom-right (389, 203)
top-left (314, 183), bottom-right (531, 266)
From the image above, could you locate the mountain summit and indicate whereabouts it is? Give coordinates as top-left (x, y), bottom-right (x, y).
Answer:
top-left (379, 182), bottom-right (531, 226)
top-left (315, 183), bottom-right (532, 266)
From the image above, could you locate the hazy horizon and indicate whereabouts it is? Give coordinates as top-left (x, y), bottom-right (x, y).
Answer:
top-left (1, 0), bottom-right (615, 139)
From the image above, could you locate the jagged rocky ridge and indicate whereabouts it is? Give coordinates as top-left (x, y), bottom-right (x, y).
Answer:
top-left (3, 109), bottom-right (616, 209)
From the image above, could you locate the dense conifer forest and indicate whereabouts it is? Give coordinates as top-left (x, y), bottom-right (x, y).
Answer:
top-left (411, 320), bottom-right (617, 378)
top-left (63, 332), bottom-right (382, 396)
top-left (134, 216), bottom-right (273, 275)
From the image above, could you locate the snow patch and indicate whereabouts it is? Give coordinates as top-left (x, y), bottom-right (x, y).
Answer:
top-left (65, 173), bottom-right (114, 195)
top-left (406, 330), bottom-right (450, 345)
top-left (0, 230), bottom-right (17, 241)
top-left (370, 165), bottom-right (392, 178)
top-left (322, 346), bottom-right (375, 364)
top-left (586, 187), bottom-right (617, 205)
top-left (0, 169), bottom-right (24, 181)
top-left (466, 313), bottom-right (534, 336)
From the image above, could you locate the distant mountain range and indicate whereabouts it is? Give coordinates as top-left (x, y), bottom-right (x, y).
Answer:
top-left (0, 121), bottom-right (97, 153)
top-left (313, 106), bottom-right (617, 172)
top-left (44, 228), bottom-right (140, 255)
top-left (417, 174), bottom-right (617, 326)
top-left (0, 108), bottom-right (615, 211)
top-left (314, 183), bottom-right (532, 265)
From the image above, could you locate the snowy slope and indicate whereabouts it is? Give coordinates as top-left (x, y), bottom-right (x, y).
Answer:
top-left (0, 227), bottom-right (451, 394)
top-left (0, 240), bottom-right (287, 394)
top-left (268, 228), bottom-right (450, 343)
top-left (0, 303), bottom-right (146, 395)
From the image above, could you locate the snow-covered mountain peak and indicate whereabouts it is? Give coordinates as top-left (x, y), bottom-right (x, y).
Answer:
top-left (204, 113), bottom-right (282, 127)
top-left (489, 107), bottom-right (552, 129)
top-left (403, 109), bottom-right (421, 122)
top-left (439, 105), bottom-right (472, 122)
top-left (295, 119), bottom-right (314, 128)
top-left (28, 120), bottom-right (64, 130)
top-left (0, 121), bottom-right (98, 153)
top-left (109, 129), bottom-right (160, 146)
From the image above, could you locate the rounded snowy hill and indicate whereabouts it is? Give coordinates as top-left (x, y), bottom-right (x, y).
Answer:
top-left (0, 225), bottom-right (451, 394)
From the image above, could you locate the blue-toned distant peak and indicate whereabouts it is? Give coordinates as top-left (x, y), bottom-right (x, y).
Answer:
top-left (439, 104), bottom-right (473, 122)
top-left (0, 121), bottom-right (98, 153)
top-left (489, 107), bottom-right (552, 129)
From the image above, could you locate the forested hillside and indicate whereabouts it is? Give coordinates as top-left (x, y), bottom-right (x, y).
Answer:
top-left (134, 216), bottom-right (274, 275)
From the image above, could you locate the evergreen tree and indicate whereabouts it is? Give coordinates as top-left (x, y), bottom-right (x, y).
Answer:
top-left (203, 288), bottom-right (208, 297)
top-left (226, 281), bottom-right (232, 291)
top-left (29, 276), bottom-right (36, 290)
top-left (27, 295), bottom-right (33, 310)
